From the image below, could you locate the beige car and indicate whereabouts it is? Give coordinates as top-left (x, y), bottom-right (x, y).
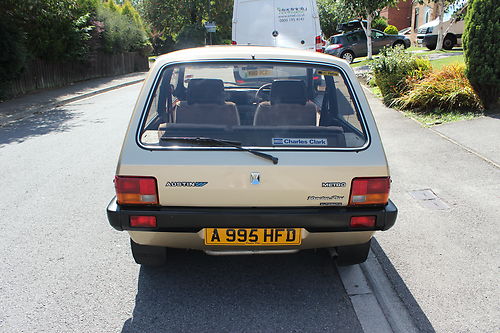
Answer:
top-left (106, 46), bottom-right (397, 266)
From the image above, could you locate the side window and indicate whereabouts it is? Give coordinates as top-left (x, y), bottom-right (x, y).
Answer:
top-left (371, 31), bottom-right (384, 39)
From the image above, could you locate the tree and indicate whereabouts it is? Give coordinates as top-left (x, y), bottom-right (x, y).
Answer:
top-left (340, 0), bottom-right (397, 60)
top-left (140, 0), bottom-right (233, 52)
top-left (463, 0), bottom-right (499, 108)
top-left (317, 0), bottom-right (352, 38)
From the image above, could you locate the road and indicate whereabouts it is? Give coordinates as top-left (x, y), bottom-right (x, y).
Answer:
top-left (0, 85), bottom-right (364, 332)
top-left (0, 82), bottom-right (497, 332)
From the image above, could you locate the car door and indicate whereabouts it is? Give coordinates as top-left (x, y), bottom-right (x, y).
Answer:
top-left (371, 30), bottom-right (391, 54)
top-left (352, 31), bottom-right (367, 57)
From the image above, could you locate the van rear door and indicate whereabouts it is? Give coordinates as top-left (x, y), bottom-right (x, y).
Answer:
top-left (232, 0), bottom-right (276, 46)
top-left (274, 0), bottom-right (319, 50)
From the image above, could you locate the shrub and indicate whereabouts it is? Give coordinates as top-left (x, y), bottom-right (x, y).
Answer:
top-left (370, 47), bottom-right (431, 104)
top-left (384, 25), bottom-right (398, 35)
top-left (393, 64), bottom-right (484, 112)
top-left (96, 5), bottom-right (149, 53)
top-left (0, 20), bottom-right (26, 98)
top-left (463, 0), bottom-right (499, 108)
top-left (372, 16), bottom-right (388, 31)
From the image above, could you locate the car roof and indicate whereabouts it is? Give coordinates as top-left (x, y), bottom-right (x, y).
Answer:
top-left (154, 46), bottom-right (353, 71)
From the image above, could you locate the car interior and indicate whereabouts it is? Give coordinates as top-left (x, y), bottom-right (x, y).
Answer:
top-left (142, 63), bottom-right (367, 149)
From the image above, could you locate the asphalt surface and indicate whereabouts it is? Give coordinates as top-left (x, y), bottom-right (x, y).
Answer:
top-left (0, 85), bottom-right (363, 332)
top-left (365, 88), bottom-right (500, 333)
top-left (1, 75), bottom-right (498, 332)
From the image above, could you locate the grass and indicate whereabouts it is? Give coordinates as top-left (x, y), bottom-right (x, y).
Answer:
top-left (350, 46), bottom-right (463, 68)
top-left (404, 109), bottom-right (482, 126)
top-left (429, 54), bottom-right (464, 70)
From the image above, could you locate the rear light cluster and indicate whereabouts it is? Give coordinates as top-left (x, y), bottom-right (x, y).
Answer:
top-left (231, 41), bottom-right (237, 45)
top-left (114, 176), bottom-right (158, 205)
top-left (349, 177), bottom-right (390, 206)
top-left (315, 35), bottom-right (325, 52)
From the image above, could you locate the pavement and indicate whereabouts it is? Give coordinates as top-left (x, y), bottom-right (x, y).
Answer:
top-left (0, 72), bottom-right (147, 126)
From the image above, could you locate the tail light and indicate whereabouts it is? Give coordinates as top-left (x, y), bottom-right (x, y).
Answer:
top-left (231, 40), bottom-right (237, 45)
top-left (349, 177), bottom-right (390, 206)
top-left (329, 44), bottom-right (343, 49)
top-left (315, 35), bottom-right (324, 52)
top-left (115, 176), bottom-right (158, 205)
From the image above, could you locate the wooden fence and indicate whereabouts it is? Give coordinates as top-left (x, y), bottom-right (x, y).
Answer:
top-left (6, 52), bottom-right (149, 98)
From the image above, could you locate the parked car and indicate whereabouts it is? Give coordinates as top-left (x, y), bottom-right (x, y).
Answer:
top-left (416, 17), bottom-right (465, 50)
top-left (106, 46), bottom-right (398, 267)
top-left (232, 0), bottom-right (324, 52)
top-left (325, 29), bottom-right (411, 63)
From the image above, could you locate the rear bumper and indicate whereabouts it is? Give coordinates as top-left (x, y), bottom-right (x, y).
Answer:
top-left (106, 197), bottom-right (397, 233)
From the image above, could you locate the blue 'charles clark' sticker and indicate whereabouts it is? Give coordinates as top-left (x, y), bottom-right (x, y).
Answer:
top-left (272, 138), bottom-right (328, 146)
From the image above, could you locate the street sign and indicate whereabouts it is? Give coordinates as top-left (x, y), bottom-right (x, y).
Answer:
top-left (204, 21), bottom-right (216, 33)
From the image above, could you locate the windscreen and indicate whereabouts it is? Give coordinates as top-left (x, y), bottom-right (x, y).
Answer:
top-left (139, 62), bottom-right (367, 149)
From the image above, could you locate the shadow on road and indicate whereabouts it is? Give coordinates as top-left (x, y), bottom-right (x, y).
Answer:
top-left (0, 107), bottom-right (78, 146)
top-left (121, 249), bottom-right (362, 333)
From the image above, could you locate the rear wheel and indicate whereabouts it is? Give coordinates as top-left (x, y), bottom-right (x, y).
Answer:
top-left (340, 51), bottom-right (354, 64)
top-left (443, 36), bottom-right (454, 50)
top-left (392, 40), bottom-right (405, 48)
top-left (335, 239), bottom-right (371, 266)
top-left (130, 238), bottom-right (167, 266)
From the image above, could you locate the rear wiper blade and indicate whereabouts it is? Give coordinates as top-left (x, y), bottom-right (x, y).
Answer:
top-left (160, 136), bottom-right (278, 165)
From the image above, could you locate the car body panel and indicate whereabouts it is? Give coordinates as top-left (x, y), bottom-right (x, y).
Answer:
top-left (108, 46), bottom-right (397, 252)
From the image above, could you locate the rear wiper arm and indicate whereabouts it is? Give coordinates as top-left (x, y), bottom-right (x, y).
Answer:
top-left (160, 136), bottom-right (278, 165)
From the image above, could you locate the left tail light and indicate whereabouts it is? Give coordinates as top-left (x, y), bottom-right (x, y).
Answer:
top-left (115, 176), bottom-right (158, 205)
top-left (349, 177), bottom-right (390, 206)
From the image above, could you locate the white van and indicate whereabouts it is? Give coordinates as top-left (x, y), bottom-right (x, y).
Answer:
top-left (416, 16), bottom-right (465, 50)
top-left (232, 0), bottom-right (324, 52)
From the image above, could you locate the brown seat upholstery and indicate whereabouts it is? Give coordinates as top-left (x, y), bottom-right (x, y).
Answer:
top-left (175, 79), bottom-right (240, 126)
top-left (253, 80), bottom-right (318, 126)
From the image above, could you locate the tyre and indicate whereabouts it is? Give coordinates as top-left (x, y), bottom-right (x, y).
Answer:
top-left (340, 51), bottom-right (354, 64)
top-left (130, 238), bottom-right (167, 266)
top-left (335, 239), bottom-right (371, 266)
top-left (392, 41), bottom-right (404, 48)
top-left (442, 37), bottom-right (454, 50)
top-left (426, 44), bottom-right (436, 50)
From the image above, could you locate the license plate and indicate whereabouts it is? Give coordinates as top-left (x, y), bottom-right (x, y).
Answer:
top-left (246, 69), bottom-right (272, 77)
top-left (204, 228), bottom-right (301, 246)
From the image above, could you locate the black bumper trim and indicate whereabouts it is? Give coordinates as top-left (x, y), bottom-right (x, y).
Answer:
top-left (106, 197), bottom-right (397, 232)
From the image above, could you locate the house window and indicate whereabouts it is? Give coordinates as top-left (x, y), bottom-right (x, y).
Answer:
top-left (424, 6), bottom-right (432, 23)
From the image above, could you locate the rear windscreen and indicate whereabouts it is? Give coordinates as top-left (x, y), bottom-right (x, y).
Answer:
top-left (139, 62), bottom-right (367, 149)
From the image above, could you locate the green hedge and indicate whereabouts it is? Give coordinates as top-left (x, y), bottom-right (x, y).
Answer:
top-left (463, 0), bottom-right (499, 108)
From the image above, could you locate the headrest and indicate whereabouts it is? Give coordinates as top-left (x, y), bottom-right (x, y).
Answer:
top-left (270, 80), bottom-right (307, 105)
top-left (187, 79), bottom-right (225, 105)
